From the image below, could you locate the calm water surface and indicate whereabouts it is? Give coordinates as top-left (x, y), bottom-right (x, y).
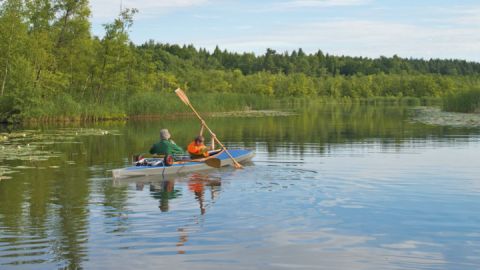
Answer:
top-left (1, 104), bottom-right (479, 269)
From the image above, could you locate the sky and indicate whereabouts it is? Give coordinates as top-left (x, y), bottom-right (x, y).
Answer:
top-left (89, 0), bottom-right (480, 61)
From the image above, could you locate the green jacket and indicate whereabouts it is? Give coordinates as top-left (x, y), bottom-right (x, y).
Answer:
top-left (149, 139), bottom-right (184, 156)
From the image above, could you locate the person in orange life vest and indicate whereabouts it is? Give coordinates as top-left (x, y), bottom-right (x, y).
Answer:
top-left (187, 135), bottom-right (209, 158)
top-left (187, 123), bottom-right (215, 158)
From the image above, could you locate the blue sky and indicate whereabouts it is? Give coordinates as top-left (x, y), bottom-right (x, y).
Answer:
top-left (89, 0), bottom-right (480, 61)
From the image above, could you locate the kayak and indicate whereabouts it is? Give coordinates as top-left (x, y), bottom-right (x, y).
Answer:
top-left (112, 149), bottom-right (254, 179)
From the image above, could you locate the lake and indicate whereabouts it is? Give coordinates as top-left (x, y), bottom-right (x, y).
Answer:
top-left (1, 104), bottom-right (479, 270)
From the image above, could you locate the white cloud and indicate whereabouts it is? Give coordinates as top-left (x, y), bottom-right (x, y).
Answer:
top-left (195, 19), bottom-right (480, 61)
top-left (90, 1), bottom-right (480, 62)
top-left (448, 7), bottom-right (480, 26)
top-left (283, 0), bottom-right (371, 8)
top-left (90, 0), bottom-right (208, 21)
top-left (249, 0), bottom-right (372, 13)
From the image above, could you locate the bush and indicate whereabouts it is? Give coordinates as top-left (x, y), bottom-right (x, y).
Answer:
top-left (0, 96), bottom-right (21, 123)
top-left (443, 89), bottom-right (480, 113)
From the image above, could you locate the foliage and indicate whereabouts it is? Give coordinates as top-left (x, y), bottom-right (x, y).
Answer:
top-left (127, 92), bottom-right (274, 116)
top-left (0, 0), bottom-right (479, 122)
top-left (443, 88), bottom-right (480, 113)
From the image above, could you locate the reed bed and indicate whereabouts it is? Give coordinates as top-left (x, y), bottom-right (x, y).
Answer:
top-left (443, 88), bottom-right (480, 113)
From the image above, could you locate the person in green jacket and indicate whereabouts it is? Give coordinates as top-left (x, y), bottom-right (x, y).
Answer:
top-left (149, 129), bottom-right (185, 157)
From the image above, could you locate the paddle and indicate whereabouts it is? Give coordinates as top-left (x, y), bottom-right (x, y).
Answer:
top-left (205, 157), bottom-right (222, 168)
top-left (174, 88), bottom-right (243, 169)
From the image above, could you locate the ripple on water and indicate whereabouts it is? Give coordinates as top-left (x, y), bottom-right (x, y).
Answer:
top-left (2, 118), bottom-right (480, 270)
top-left (0, 236), bottom-right (52, 267)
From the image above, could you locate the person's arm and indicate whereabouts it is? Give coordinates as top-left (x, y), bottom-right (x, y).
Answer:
top-left (210, 133), bottom-right (216, 150)
top-left (199, 123), bottom-right (204, 136)
top-left (170, 140), bottom-right (185, 155)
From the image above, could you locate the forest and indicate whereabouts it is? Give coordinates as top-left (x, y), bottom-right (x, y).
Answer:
top-left (1, 0), bottom-right (480, 122)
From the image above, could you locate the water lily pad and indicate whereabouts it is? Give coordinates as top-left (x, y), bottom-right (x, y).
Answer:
top-left (0, 128), bottom-right (121, 179)
top-left (14, 165), bottom-right (36, 169)
top-left (0, 166), bottom-right (15, 181)
top-left (411, 107), bottom-right (480, 128)
top-left (0, 175), bottom-right (12, 180)
top-left (209, 110), bottom-right (296, 118)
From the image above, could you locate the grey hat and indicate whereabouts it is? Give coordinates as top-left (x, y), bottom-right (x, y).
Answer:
top-left (160, 129), bottom-right (171, 140)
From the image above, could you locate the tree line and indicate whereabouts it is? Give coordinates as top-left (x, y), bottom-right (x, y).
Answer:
top-left (1, 0), bottom-right (479, 122)
top-left (153, 44), bottom-right (480, 77)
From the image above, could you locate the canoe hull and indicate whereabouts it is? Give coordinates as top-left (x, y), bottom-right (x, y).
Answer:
top-left (112, 149), bottom-right (254, 179)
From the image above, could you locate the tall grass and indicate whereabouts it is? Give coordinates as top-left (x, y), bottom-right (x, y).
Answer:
top-left (20, 94), bottom-right (126, 122)
top-left (126, 92), bottom-right (277, 116)
top-left (443, 89), bottom-right (480, 113)
top-left (356, 96), bottom-right (442, 106)
top-left (4, 90), bottom-right (452, 123)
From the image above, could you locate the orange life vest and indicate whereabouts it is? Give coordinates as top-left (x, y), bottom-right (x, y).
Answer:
top-left (187, 141), bottom-right (208, 157)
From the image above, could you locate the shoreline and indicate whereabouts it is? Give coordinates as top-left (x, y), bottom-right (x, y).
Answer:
top-left (5, 103), bottom-right (480, 128)
top-left (1, 110), bottom-right (295, 126)
top-left (1, 95), bottom-right (443, 125)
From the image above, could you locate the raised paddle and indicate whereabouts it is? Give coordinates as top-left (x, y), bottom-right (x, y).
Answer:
top-left (174, 88), bottom-right (243, 169)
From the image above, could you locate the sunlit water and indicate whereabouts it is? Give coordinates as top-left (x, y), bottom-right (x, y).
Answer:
top-left (1, 105), bottom-right (480, 269)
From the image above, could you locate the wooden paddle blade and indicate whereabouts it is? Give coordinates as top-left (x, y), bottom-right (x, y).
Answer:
top-left (174, 88), bottom-right (190, 105)
top-left (205, 158), bottom-right (222, 168)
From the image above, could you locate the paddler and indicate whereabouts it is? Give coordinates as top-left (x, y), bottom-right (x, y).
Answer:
top-left (187, 135), bottom-right (209, 158)
top-left (187, 122), bottom-right (216, 158)
top-left (149, 129), bottom-right (185, 157)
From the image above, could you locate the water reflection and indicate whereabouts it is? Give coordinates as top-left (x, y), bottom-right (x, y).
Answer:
top-left (0, 165), bottom-right (89, 268)
top-left (1, 104), bottom-right (480, 269)
top-left (187, 174), bottom-right (222, 215)
top-left (109, 173), bottom-right (224, 256)
top-left (150, 180), bottom-right (181, 212)
top-left (135, 173), bottom-right (222, 215)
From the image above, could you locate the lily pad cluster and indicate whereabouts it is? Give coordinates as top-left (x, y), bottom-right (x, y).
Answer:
top-left (411, 107), bottom-right (480, 128)
top-left (209, 110), bottom-right (296, 118)
top-left (0, 166), bottom-right (15, 180)
top-left (0, 128), bottom-right (121, 177)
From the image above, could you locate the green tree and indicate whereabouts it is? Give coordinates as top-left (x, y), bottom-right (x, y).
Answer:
top-left (0, 0), bottom-right (28, 96)
top-left (92, 8), bottom-right (137, 104)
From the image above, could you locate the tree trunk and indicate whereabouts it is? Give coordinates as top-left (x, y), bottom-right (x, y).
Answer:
top-left (81, 74), bottom-right (90, 99)
top-left (56, 8), bottom-right (72, 48)
top-left (1, 23), bottom-right (14, 96)
top-left (95, 44), bottom-right (109, 104)
top-left (33, 67), bottom-right (42, 91)
top-left (1, 64), bottom-right (8, 96)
